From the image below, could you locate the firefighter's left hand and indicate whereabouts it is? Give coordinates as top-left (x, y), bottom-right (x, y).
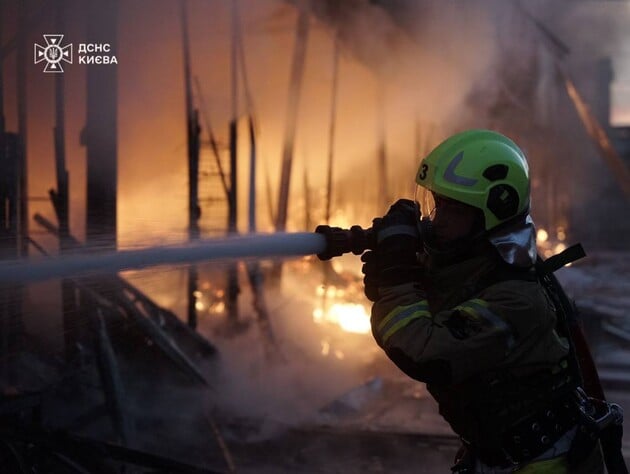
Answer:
top-left (361, 246), bottom-right (424, 302)
top-left (373, 199), bottom-right (420, 267)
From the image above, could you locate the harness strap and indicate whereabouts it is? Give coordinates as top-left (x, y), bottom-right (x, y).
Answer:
top-left (469, 393), bottom-right (579, 467)
top-left (536, 243), bottom-right (586, 275)
top-left (536, 244), bottom-right (627, 474)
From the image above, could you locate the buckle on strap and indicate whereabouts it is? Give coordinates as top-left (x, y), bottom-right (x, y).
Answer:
top-left (574, 387), bottom-right (624, 432)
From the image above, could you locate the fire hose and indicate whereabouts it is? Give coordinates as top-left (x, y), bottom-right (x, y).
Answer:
top-left (0, 226), bottom-right (369, 284)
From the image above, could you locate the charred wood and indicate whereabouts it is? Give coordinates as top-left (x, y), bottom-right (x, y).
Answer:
top-left (32, 215), bottom-right (213, 387)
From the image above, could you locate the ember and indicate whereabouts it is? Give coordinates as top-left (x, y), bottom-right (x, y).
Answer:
top-left (537, 227), bottom-right (570, 261)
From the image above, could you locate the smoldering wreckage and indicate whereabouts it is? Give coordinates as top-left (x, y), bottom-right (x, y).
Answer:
top-left (0, 0), bottom-right (629, 472)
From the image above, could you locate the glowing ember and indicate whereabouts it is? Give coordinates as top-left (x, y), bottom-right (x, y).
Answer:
top-left (537, 227), bottom-right (571, 263)
top-left (331, 260), bottom-right (344, 274)
top-left (556, 227), bottom-right (566, 242)
top-left (189, 285), bottom-right (227, 315)
top-left (313, 307), bottom-right (324, 322)
top-left (321, 340), bottom-right (330, 356)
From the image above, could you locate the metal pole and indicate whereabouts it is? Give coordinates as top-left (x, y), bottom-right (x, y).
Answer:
top-left (85, 0), bottom-right (118, 250)
top-left (271, 1), bottom-right (309, 284)
top-left (52, 0), bottom-right (78, 361)
top-left (229, 0), bottom-right (239, 234)
top-left (17, 0), bottom-right (28, 257)
top-left (0, 0), bottom-right (7, 384)
top-left (226, 0), bottom-right (241, 323)
top-left (275, 1), bottom-right (309, 233)
top-left (324, 34), bottom-right (339, 225)
top-left (180, 0), bottom-right (201, 329)
top-left (376, 80), bottom-right (389, 213)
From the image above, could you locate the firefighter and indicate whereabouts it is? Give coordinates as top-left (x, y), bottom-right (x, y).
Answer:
top-left (361, 130), bottom-right (614, 472)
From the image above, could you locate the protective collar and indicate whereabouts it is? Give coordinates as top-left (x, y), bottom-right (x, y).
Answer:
top-left (487, 214), bottom-right (537, 268)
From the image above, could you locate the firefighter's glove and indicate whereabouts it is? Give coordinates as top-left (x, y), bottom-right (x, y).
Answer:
top-left (374, 199), bottom-right (421, 247)
top-left (361, 199), bottom-right (423, 302)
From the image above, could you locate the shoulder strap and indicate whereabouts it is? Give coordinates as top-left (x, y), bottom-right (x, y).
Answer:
top-left (534, 247), bottom-right (585, 384)
top-left (536, 243), bottom-right (586, 276)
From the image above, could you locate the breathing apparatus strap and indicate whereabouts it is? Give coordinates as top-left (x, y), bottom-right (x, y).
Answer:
top-left (537, 243), bottom-right (586, 275)
top-left (536, 244), bottom-right (627, 473)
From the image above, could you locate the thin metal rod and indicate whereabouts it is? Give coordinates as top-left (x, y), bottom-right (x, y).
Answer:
top-left (275, 1), bottom-right (309, 232)
top-left (17, 1), bottom-right (28, 256)
top-left (324, 33), bottom-right (339, 225)
top-left (248, 116), bottom-right (256, 233)
top-left (180, 0), bottom-right (200, 328)
top-left (376, 81), bottom-right (389, 213)
top-left (194, 76), bottom-right (229, 198)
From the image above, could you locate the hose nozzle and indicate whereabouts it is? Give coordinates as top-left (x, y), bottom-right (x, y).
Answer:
top-left (314, 225), bottom-right (375, 261)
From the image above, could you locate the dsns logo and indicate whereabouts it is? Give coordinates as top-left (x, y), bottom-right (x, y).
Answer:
top-left (34, 34), bottom-right (73, 73)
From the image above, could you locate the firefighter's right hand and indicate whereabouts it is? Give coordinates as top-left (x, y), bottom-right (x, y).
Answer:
top-left (373, 199), bottom-right (420, 246)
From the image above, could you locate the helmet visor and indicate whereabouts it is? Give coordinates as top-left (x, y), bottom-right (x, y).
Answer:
top-left (414, 185), bottom-right (436, 220)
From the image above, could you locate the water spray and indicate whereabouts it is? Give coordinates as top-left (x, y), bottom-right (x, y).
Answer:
top-left (0, 227), bottom-right (375, 284)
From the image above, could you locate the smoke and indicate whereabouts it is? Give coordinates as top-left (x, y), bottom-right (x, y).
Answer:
top-left (197, 258), bottom-right (381, 431)
top-left (113, 0), bottom-right (513, 237)
top-left (553, 1), bottom-right (630, 125)
top-left (4, 0), bottom-right (628, 247)
top-left (6, 0), bottom-right (549, 242)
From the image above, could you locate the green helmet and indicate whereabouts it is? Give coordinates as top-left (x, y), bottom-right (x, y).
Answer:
top-left (415, 129), bottom-right (530, 231)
